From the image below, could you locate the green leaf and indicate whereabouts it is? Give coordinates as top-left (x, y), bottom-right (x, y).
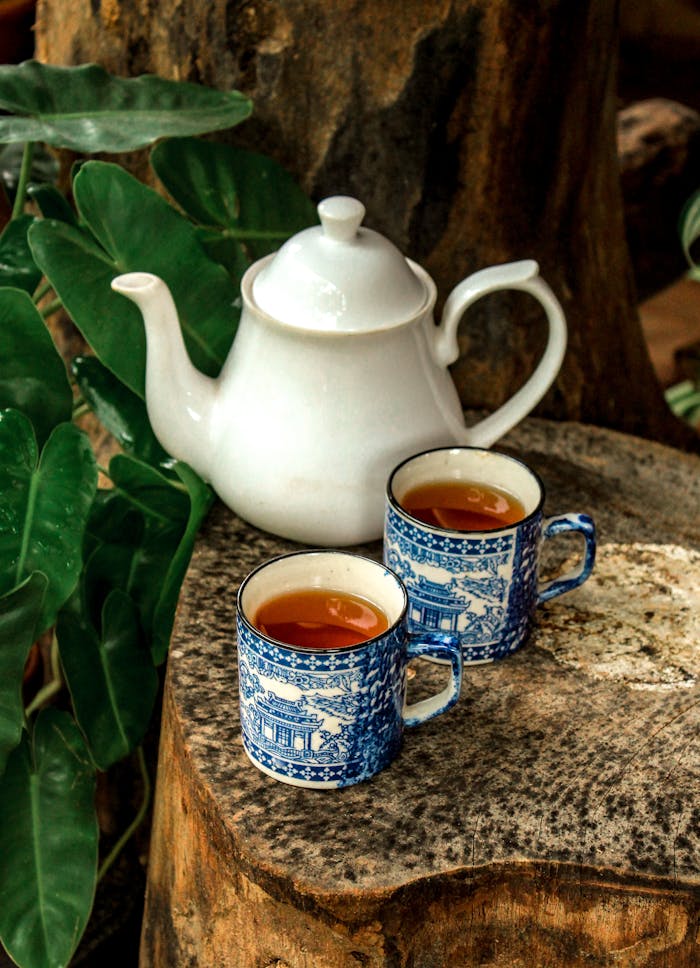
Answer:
top-left (0, 412), bottom-right (97, 633)
top-left (84, 456), bottom-right (187, 637)
top-left (151, 461), bottom-right (213, 664)
top-left (0, 288), bottom-right (73, 447)
top-left (152, 138), bottom-right (317, 260)
top-left (195, 229), bottom-right (251, 285)
top-left (83, 491), bottom-right (142, 566)
top-left (0, 61), bottom-right (252, 152)
top-left (29, 161), bottom-right (239, 397)
top-left (72, 355), bottom-right (171, 468)
top-left (107, 453), bottom-right (192, 524)
top-left (85, 455), bottom-right (212, 664)
top-left (28, 183), bottom-right (78, 225)
top-left (0, 143), bottom-right (59, 199)
top-left (0, 573), bottom-right (48, 776)
top-left (0, 709), bottom-right (97, 968)
top-left (0, 215), bottom-right (42, 293)
top-left (680, 188), bottom-right (700, 269)
top-left (108, 456), bottom-right (213, 663)
top-left (57, 588), bottom-right (158, 770)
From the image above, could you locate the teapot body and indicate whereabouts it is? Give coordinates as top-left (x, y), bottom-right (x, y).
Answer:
top-left (113, 197), bottom-right (567, 547)
top-left (210, 259), bottom-right (464, 545)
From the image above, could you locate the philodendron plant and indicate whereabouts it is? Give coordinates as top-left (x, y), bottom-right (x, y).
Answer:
top-left (665, 189), bottom-right (700, 427)
top-left (0, 60), bottom-right (316, 968)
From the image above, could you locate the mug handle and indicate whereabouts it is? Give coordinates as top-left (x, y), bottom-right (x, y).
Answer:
top-left (431, 260), bottom-right (567, 448)
top-left (403, 632), bottom-right (463, 728)
top-left (537, 512), bottom-right (597, 604)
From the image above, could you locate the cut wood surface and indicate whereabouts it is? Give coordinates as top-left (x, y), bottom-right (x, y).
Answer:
top-left (141, 418), bottom-right (700, 967)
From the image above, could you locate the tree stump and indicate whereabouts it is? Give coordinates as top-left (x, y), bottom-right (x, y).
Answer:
top-left (141, 419), bottom-right (700, 967)
top-left (34, 0), bottom-right (697, 449)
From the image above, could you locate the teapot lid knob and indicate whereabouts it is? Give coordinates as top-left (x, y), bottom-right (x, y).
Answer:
top-left (318, 196), bottom-right (366, 242)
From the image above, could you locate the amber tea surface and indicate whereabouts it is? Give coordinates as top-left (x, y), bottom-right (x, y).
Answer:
top-left (253, 588), bottom-right (390, 649)
top-left (400, 479), bottom-right (526, 531)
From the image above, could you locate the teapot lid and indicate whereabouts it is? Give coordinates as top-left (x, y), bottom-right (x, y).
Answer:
top-left (251, 196), bottom-right (428, 332)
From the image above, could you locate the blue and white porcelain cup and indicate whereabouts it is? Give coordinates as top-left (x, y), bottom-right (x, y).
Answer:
top-left (384, 447), bottom-right (596, 664)
top-left (236, 550), bottom-right (463, 789)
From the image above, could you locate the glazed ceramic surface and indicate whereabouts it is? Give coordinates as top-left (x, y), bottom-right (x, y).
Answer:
top-left (236, 551), bottom-right (462, 789)
top-left (384, 448), bottom-right (596, 663)
top-left (112, 196), bottom-right (568, 544)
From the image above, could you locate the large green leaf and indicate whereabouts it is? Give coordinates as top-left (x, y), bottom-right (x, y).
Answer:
top-left (84, 457), bottom-right (187, 634)
top-left (57, 588), bottom-right (158, 770)
top-left (151, 461), bottom-right (213, 664)
top-left (29, 161), bottom-right (239, 397)
top-left (0, 572), bottom-right (48, 777)
top-left (195, 229), bottom-right (251, 285)
top-left (72, 355), bottom-right (171, 469)
top-left (0, 61), bottom-right (252, 152)
top-left (152, 137), bottom-right (317, 260)
top-left (0, 288), bottom-right (73, 447)
top-left (88, 455), bottom-right (212, 664)
top-left (0, 215), bottom-right (42, 293)
top-left (0, 412), bottom-right (97, 633)
top-left (83, 491), bottom-right (142, 569)
top-left (0, 709), bottom-right (97, 968)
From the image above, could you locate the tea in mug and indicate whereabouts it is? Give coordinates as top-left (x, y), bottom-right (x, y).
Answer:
top-left (254, 588), bottom-right (390, 649)
top-left (400, 479), bottom-right (526, 531)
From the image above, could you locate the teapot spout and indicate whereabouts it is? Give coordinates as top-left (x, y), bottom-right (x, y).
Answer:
top-left (111, 272), bottom-right (218, 481)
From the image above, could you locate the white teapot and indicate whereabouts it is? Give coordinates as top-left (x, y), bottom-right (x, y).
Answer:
top-left (112, 196), bottom-right (566, 545)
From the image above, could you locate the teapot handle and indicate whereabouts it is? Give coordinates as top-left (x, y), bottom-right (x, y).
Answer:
top-left (432, 260), bottom-right (567, 448)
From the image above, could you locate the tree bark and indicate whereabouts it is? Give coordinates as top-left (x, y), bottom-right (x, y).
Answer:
top-left (34, 0), bottom-right (698, 449)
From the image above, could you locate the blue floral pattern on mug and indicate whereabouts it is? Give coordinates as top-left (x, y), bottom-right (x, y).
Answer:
top-left (238, 620), bottom-right (406, 788)
top-left (236, 550), bottom-right (463, 789)
top-left (384, 447), bottom-right (596, 664)
top-left (384, 503), bottom-right (541, 662)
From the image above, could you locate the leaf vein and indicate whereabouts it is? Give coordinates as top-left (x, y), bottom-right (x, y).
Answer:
top-left (29, 772), bottom-right (50, 960)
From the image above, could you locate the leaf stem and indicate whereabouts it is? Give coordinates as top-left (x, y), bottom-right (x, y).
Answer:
top-left (97, 746), bottom-right (151, 883)
top-left (11, 142), bottom-right (35, 220)
top-left (202, 226), bottom-right (289, 242)
top-left (33, 279), bottom-right (53, 303)
top-left (72, 401), bottom-right (91, 421)
top-left (25, 636), bottom-right (63, 718)
top-left (40, 297), bottom-right (63, 318)
top-left (50, 633), bottom-right (61, 682)
top-left (24, 680), bottom-right (62, 718)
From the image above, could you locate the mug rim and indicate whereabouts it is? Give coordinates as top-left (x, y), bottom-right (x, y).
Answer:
top-left (386, 445), bottom-right (545, 535)
top-left (237, 549), bottom-right (408, 654)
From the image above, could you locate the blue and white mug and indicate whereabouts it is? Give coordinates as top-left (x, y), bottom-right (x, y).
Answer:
top-left (236, 550), bottom-right (463, 789)
top-left (384, 447), bottom-right (596, 664)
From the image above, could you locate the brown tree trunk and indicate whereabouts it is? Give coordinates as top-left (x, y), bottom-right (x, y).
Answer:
top-left (34, 0), bottom-right (698, 449)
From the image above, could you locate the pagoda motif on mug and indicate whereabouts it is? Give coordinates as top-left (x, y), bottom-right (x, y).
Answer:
top-left (250, 692), bottom-right (323, 758)
top-left (407, 575), bottom-right (467, 632)
top-left (384, 494), bottom-right (547, 662)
